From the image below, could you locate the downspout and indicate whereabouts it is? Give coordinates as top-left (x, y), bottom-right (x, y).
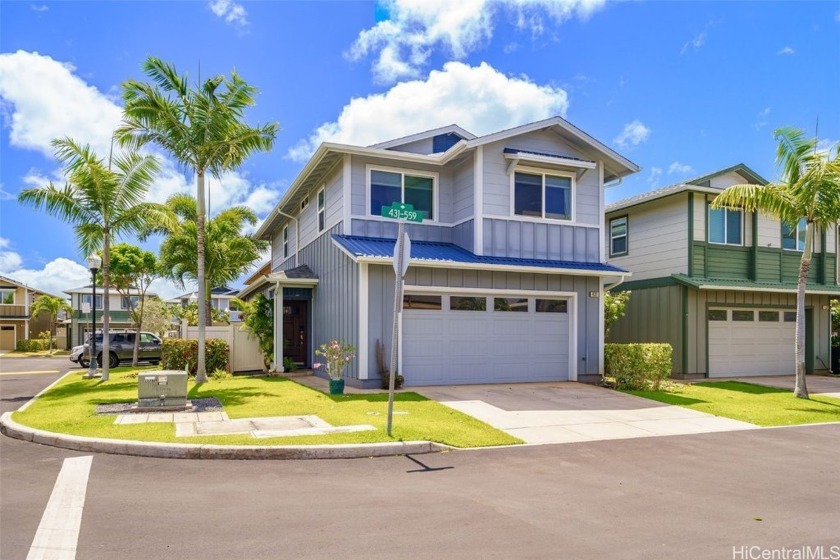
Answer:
top-left (604, 177), bottom-right (624, 189)
top-left (604, 274), bottom-right (627, 292)
top-left (276, 209), bottom-right (299, 267)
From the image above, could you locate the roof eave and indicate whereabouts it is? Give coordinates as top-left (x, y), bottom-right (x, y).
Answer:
top-left (354, 255), bottom-right (628, 277)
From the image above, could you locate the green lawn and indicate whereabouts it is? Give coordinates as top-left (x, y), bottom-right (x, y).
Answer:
top-left (627, 381), bottom-right (840, 426)
top-left (12, 368), bottom-right (521, 448)
top-left (3, 350), bottom-right (70, 357)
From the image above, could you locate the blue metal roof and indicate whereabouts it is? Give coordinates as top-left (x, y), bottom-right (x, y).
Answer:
top-left (503, 147), bottom-right (595, 164)
top-left (332, 235), bottom-right (627, 274)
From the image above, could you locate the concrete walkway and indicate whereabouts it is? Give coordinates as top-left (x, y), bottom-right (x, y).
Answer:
top-left (416, 382), bottom-right (756, 444)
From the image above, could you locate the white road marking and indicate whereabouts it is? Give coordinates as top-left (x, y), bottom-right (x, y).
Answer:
top-left (27, 455), bottom-right (93, 560)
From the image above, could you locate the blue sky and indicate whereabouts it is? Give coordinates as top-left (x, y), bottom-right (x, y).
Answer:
top-left (1, 0), bottom-right (838, 298)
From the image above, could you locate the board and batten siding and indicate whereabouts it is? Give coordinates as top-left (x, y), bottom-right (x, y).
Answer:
top-left (385, 137), bottom-right (433, 155)
top-left (608, 196), bottom-right (688, 281)
top-left (366, 266), bottom-right (602, 379)
top-left (484, 218), bottom-right (600, 262)
top-left (452, 156), bottom-right (474, 223)
top-left (607, 285), bottom-right (684, 374)
top-left (271, 218), bottom-right (298, 271)
top-left (480, 131), bottom-right (601, 226)
top-left (281, 223), bottom-right (359, 379)
top-left (350, 219), bottom-right (454, 242)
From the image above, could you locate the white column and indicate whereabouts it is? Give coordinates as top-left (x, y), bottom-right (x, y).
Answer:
top-left (273, 284), bottom-right (284, 373)
top-left (358, 263), bottom-right (369, 379)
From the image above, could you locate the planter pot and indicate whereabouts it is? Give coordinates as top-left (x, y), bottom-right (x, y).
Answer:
top-left (329, 378), bottom-right (345, 395)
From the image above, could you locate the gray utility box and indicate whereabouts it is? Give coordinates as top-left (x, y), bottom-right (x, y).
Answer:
top-left (138, 370), bottom-right (188, 408)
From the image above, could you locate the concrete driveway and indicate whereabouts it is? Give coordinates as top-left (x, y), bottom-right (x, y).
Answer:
top-left (416, 382), bottom-right (755, 445)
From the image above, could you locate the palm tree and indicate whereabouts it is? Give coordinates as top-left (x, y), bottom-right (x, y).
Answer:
top-left (712, 127), bottom-right (840, 398)
top-left (116, 57), bottom-right (278, 383)
top-left (151, 193), bottom-right (267, 319)
top-left (30, 294), bottom-right (72, 354)
top-left (18, 138), bottom-right (169, 380)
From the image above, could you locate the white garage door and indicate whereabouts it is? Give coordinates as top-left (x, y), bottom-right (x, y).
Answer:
top-left (401, 293), bottom-right (571, 386)
top-left (708, 308), bottom-right (796, 377)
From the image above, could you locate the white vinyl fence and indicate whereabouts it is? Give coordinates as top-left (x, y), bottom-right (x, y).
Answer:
top-left (182, 323), bottom-right (264, 373)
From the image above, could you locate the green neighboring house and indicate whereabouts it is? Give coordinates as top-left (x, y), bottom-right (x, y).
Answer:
top-left (65, 285), bottom-right (153, 346)
top-left (605, 164), bottom-right (839, 378)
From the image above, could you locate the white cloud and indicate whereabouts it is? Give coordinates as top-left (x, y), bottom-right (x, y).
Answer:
top-left (0, 237), bottom-right (23, 271)
top-left (208, 0), bottom-right (248, 28)
top-left (817, 138), bottom-right (839, 157)
top-left (647, 166), bottom-right (663, 186)
top-left (0, 257), bottom-right (89, 297)
top-left (0, 50), bottom-right (276, 218)
top-left (777, 46), bottom-right (795, 56)
top-left (287, 61), bottom-right (569, 161)
top-left (680, 32), bottom-right (706, 55)
top-left (348, 0), bottom-right (606, 84)
top-left (613, 120), bottom-right (650, 149)
top-left (31, 4), bottom-right (48, 12)
top-left (0, 50), bottom-right (123, 158)
top-left (754, 106), bottom-right (771, 130)
top-left (668, 161), bottom-right (694, 175)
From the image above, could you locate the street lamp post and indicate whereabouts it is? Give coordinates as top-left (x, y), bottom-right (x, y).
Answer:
top-left (85, 253), bottom-right (102, 378)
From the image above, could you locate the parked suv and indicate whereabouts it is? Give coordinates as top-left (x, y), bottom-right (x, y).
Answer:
top-left (70, 332), bottom-right (162, 369)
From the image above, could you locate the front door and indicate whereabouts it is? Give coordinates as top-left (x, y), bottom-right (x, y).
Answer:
top-left (283, 300), bottom-right (308, 366)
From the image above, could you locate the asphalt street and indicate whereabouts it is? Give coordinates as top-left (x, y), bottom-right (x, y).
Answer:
top-left (1, 356), bottom-right (838, 560)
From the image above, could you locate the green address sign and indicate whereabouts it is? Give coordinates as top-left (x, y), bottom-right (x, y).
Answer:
top-left (380, 202), bottom-right (424, 223)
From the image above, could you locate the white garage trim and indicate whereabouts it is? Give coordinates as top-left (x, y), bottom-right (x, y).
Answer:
top-left (401, 287), bottom-right (578, 382)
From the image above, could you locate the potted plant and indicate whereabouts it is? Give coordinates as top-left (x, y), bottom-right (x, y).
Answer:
top-left (314, 339), bottom-right (356, 395)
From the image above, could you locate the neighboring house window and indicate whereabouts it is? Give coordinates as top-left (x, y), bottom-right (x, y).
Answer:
top-left (81, 294), bottom-right (102, 309)
top-left (282, 225), bottom-right (289, 259)
top-left (782, 218), bottom-right (807, 251)
top-left (0, 289), bottom-right (15, 304)
top-left (513, 171), bottom-right (572, 220)
top-left (708, 207), bottom-right (742, 245)
top-left (317, 188), bottom-right (326, 232)
top-left (369, 169), bottom-right (435, 220)
top-left (610, 216), bottom-right (628, 257)
top-left (121, 295), bottom-right (140, 309)
top-left (300, 195), bottom-right (309, 211)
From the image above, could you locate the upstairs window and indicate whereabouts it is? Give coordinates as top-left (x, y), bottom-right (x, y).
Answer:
top-left (317, 188), bottom-right (325, 232)
top-left (121, 295), bottom-right (140, 309)
top-left (513, 171), bottom-right (572, 220)
top-left (282, 226), bottom-right (289, 259)
top-left (782, 218), bottom-right (807, 251)
top-left (0, 289), bottom-right (15, 304)
top-left (708, 207), bottom-right (742, 245)
top-left (610, 216), bottom-right (628, 257)
top-left (369, 169), bottom-right (435, 220)
top-left (81, 294), bottom-right (102, 310)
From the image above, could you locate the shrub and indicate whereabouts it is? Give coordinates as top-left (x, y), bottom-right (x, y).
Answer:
top-left (210, 368), bottom-right (232, 381)
top-left (376, 339), bottom-right (404, 389)
top-left (604, 343), bottom-right (672, 391)
top-left (161, 338), bottom-right (230, 375)
top-left (16, 338), bottom-right (46, 351)
top-left (282, 356), bottom-right (298, 372)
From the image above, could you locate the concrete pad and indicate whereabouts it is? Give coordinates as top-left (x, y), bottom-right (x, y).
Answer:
top-left (562, 421), bottom-right (660, 440)
top-left (173, 413), bottom-right (199, 423)
top-left (250, 417), bottom-right (314, 431)
top-left (251, 424), bottom-right (376, 438)
top-left (145, 413), bottom-right (174, 423)
top-left (195, 420), bottom-right (255, 435)
top-left (195, 412), bottom-right (225, 422)
top-left (114, 414), bottom-right (149, 425)
top-left (505, 426), bottom-right (594, 444)
top-left (175, 423), bottom-right (197, 437)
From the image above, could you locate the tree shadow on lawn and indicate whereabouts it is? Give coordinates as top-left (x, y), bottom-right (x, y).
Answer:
top-left (694, 381), bottom-right (790, 395)
top-left (628, 391), bottom-right (707, 407)
top-left (324, 392), bottom-right (429, 404)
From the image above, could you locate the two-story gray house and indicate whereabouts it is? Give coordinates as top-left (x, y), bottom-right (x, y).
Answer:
top-left (248, 117), bottom-right (639, 387)
top-left (606, 164), bottom-right (839, 378)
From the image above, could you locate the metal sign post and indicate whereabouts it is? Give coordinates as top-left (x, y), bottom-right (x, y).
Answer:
top-left (381, 202), bottom-right (422, 436)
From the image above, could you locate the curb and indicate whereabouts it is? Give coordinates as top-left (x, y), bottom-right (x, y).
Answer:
top-left (0, 412), bottom-right (449, 460)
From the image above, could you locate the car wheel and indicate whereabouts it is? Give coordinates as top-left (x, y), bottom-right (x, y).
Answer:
top-left (150, 361), bottom-right (159, 366)
top-left (79, 359), bottom-right (89, 368)
top-left (108, 352), bottom-right (120, 369)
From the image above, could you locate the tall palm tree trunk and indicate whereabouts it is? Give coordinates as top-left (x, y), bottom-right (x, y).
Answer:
top-left (195, 170), bottom-right (208, 383)
top-left (794, 224), bottom-right (812, 399)
top-left (101, 234), bottom-right (111, 381)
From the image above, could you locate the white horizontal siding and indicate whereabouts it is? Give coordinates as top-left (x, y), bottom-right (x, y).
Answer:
top-left (693, 192), bottom-right (705, 242)
top-left (608, 197), bottom-right (688, 280)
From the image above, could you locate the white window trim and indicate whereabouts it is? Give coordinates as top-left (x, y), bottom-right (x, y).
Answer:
top-left (81, 294), bottom-right (103, 310)
top-left (317, 186), bottom-right (326, 233)
top-left (121, 295), bottom-right (140, 310)
top-left (365, 164), bottom-right (440, 223)
top-left (300, 195), bottom-right (309, 211)
top-left (609, 216), bottom-right (628, 257)
top-left (781, 218), bottom-right (807, 252)
top-left (282, 225), bottom-right (289, 259)
top-left (707, 207), bottom-right (744, 246)
top-left (509, 165), bottom-right (576, 223)
top-left (0, 288), bottom-right (16, 305)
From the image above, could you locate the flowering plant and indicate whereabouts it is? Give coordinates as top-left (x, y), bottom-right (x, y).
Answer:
top-left (313, 339), bottom-right (356, 380)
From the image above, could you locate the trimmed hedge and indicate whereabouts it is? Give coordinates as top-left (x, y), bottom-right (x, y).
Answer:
top-left (604, 343), bottom-right (672, 390)
top-left (15, 338), bottom-right (52, 351)
top-left (161, 338), bottom-right (230, 374)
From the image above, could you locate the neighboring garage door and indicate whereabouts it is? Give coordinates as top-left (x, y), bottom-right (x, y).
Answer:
top-left (401, 292), bottom-right (571, 386)
top-left (0, 325), bottom-right (16, 350)
top-left (708, 308), bottom-right (796, 377)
